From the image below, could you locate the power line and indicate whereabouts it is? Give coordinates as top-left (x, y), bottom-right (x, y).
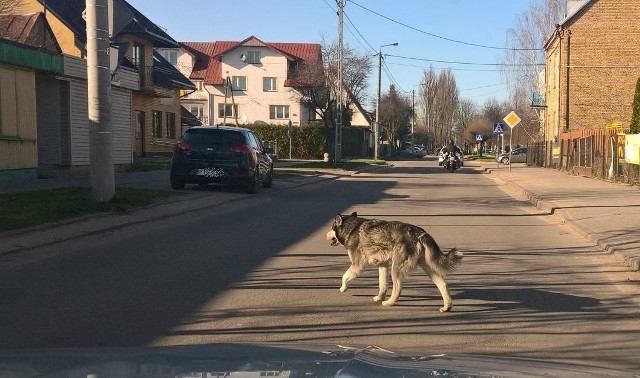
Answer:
top-left (348, 0), bottom-right (541, 51)
top-left (386, 54), bottom-right (544, 67)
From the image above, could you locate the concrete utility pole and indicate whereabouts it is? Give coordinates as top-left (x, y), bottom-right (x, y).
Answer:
top-left (335, 0), bottom-right (343, 165)
top-left (86, 0), bottom-right (114, 202)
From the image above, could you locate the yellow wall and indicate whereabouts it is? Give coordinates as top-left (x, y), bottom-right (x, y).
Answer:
top-left (22, 0), bottom-right (83, 56)
top-left (0, 64), bottom-right (38, 169)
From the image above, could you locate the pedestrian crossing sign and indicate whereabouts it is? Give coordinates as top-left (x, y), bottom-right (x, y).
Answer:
top-left (493, 123), bottom-right (504, 134)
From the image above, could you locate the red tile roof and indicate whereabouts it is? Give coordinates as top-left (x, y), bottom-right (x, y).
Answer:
top-left (180, 36), bottom-right (321, 86)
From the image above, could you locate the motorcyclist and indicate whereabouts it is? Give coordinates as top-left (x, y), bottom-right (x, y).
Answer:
top-left (442, 140), bottom-right (462, 167)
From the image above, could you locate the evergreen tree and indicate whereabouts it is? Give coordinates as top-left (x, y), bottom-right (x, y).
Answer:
top-left (630, 77), bottom-right (640, 134)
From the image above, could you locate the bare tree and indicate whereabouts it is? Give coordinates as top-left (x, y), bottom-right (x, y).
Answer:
top-left (294, 37), bottom-right (372, 160)
top-left (500, 0), bottom-right (566, 114)
top-left (434, 69), bottom-right (459, 147)
top-left (379, 84), bottom-right (411, 155)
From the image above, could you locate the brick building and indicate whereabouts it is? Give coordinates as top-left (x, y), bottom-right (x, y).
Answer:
top-left (543, 0), bottom-right (640, 143)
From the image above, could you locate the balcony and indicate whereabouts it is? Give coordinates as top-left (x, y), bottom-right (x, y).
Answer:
top-left (531, 92), bottom-right (546, 108)
top-left (137, 66), bottom-right (176, 98)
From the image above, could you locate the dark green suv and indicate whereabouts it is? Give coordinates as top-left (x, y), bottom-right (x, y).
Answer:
top-left (170, 126), bottom-right (273, 194)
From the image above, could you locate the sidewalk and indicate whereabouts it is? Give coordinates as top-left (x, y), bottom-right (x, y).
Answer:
top-left (469, 161), bottom-right (640, 271)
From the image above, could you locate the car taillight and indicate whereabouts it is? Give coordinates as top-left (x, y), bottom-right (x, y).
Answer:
top-left (230, 144), bottom-right (252, 154)
top-left (175, 140), bottom-right (191, 153)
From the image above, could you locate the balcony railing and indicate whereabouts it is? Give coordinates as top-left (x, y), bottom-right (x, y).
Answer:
top-left (531, 92), bottom-right (546, 108)
top-left (137, 66), bottom-right (174, 98)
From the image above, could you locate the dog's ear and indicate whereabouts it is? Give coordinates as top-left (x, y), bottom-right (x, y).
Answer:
top-left (335, 214), bottom-right (343, 226)
top-left (350, 211), bottom-right (358, 217)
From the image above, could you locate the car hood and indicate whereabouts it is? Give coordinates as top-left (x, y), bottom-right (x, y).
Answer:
top-left (0, 343), bottom-right (634, 378)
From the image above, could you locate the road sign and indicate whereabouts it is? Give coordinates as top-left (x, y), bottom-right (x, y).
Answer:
top-left (503, 111), bottom-right (521, 129)
top-left (475, 134), bottom-right (483, 142)
top-left (493, 123), bottom-right (504, 134)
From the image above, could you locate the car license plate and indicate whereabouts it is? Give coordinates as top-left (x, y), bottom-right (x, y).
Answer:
top-left (196, 168), bottom-right (225, 178)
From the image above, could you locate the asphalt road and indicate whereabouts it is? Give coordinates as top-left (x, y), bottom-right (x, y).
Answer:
top-left (1, 159), bottom-right (639, 372)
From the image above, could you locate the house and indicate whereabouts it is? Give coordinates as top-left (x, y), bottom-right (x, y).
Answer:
top-left (22, 0), bottom-right (195, 163)
top-left (0, 13), bottom-right (63, 180)
top-left (543, 0), bottom-right (640, 143)
top-left (170, 36), bottom-right (323, 127)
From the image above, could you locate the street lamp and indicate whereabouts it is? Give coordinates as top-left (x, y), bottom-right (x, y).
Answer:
top-left (374, 42), bottom-right (398, 162)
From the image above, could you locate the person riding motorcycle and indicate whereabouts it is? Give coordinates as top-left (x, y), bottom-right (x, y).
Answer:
top-left (441, 140), bottom-right (462, 168)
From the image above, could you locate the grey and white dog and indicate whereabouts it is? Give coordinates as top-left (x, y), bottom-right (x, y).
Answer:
top-left (326, 212), bottom-right (463, 312)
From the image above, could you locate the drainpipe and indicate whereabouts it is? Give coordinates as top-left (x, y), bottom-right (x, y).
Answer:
top-left (565, 29), bottom-right (571, 132)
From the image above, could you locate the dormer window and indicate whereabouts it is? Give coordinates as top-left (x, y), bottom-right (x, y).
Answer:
top-left (247, 51), bottom-right (261, 64)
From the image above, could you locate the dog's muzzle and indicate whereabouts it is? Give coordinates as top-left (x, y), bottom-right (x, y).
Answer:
top-left (326, 229), bottom-right (339, 246)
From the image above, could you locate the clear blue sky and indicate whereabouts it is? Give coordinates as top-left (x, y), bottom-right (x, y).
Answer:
top-left (128, 0), bottom-right (536, 109)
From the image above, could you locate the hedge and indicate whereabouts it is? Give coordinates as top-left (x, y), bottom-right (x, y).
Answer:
top-left (245, 123), bottom-right (368, 159)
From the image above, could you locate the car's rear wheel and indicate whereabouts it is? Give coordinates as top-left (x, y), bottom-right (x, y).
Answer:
top-left (170, 174), bottom-right (185, 190)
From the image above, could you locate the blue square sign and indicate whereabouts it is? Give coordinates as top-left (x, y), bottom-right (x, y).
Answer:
top-left (493, 123), bottom-right (504, 133)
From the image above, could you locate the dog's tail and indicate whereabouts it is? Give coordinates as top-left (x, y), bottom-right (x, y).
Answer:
top-left (420, 233), bottom-right (463, 273)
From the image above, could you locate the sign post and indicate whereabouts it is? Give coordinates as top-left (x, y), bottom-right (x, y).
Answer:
top-left (503, 111), bottom-right (521, 172)
top-left (493, 123), bottom-right (504, 168)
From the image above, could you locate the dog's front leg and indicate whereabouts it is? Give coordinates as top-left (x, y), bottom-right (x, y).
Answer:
top-left (373, 265), bottom-right (388, 302)
top-left (382, 265), bottom-right (402, 306)
top-left (340, 265), bottom-right (362, 292)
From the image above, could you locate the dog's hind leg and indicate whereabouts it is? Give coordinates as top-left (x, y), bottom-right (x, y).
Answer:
top-left (373, 265), bottom-right (388, 302)
top-left (420, 263), bottom-right (452, 312)
top-left (340, 265), bottom-right (362, 292)
top-left (382, 264), bottom-right (402, 306)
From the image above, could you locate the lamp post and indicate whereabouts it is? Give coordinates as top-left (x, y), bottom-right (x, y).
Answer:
top-left (375, 42), bottom-right (398, 162)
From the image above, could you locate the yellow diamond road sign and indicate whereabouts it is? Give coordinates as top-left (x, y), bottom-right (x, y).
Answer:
top-left (503, 111), bottom-right (521, 129)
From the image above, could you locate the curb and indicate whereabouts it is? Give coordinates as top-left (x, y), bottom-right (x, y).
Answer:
top-left (481, 167), bottom-right (640, 271)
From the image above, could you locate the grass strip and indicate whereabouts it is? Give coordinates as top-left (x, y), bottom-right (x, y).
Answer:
top-left (0, 187), bottom-right (173, 231)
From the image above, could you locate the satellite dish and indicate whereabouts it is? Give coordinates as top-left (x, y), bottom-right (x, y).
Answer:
top-left (240, 54), bottom-right (246, 62)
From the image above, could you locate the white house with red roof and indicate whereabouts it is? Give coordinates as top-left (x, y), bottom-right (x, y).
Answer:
top-left (158, 36), bottom-right (323, 128)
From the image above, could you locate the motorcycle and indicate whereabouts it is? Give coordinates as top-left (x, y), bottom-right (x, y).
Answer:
top-left (443, 152), bottom-right (459, 173)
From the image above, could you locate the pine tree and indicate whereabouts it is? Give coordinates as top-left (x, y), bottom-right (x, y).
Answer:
top-left (629, 77), bottom-right (640, 134)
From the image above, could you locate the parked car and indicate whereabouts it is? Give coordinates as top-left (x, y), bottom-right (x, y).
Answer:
top-left (497, 147), bottom-right (527, 165)
top-left (170, 126), bottom-right (273, 193)
top-left (399, 146), bottom-right (426, 158)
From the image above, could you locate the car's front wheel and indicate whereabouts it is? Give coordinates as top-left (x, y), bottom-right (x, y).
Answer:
top-left (501, 157), bottom-right (510, 165)
top-left (170, 174), bottom-right (185, 190)
top-left (246, 171), bottom-right (259, 194)
top-left (262, 167), bottom-right (273, 188)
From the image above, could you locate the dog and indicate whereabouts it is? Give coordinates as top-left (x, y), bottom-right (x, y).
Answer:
top-left (326, 212), bottom-right (462, 312)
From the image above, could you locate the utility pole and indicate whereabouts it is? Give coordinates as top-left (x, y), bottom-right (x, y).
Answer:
top-left (375, 43), bottom-right (398, 162)
top-left (411, 88), bottom-right (415, 152)
top-left (86, 0), bottom-right (114, 202)
top-left (335, 0), bottom-right (343, 165)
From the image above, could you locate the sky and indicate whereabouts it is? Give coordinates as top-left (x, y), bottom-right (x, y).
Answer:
top-left (127, 0), bottom-right (537, 110)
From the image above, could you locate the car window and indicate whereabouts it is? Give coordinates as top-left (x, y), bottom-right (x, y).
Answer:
top-left (246, 132), bottom-right (260, 150)
top-left (183, 129), bottom-right (246, 146)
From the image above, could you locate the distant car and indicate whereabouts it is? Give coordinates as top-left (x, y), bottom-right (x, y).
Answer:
top-left (497, 147), bottom-right (527, 165)
top-left (399, 146), bottom-right (426, 158)
top-left (170, 126), bottom-right (273, 193)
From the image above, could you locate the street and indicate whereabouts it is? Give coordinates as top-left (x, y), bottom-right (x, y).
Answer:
top-left (1, 159), bottom-right (639, 372)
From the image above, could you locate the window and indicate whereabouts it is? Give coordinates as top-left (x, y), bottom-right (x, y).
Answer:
top-left (166, 112), bottom-right (176, 139)
top-left (218, 103), bottom-right (238, 118)
top-left (132, 43), bottom-right (144, 69)
top-left (162, 50), bottom-right (178, 66)
top-left (231, 76), bottom-right (247, 91)
top-left (247, 51), bottom-right (261, 64)
top-left (195, 80), bottom-right (203, 91)
top-left (263, 77), bottom-right (277, 92)
top-left (269, 105), bottom-right (289, 120)
top-left (189, 104), bottom-right (203, 119)
top-left (152, 110), bottom-right (162, 138)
